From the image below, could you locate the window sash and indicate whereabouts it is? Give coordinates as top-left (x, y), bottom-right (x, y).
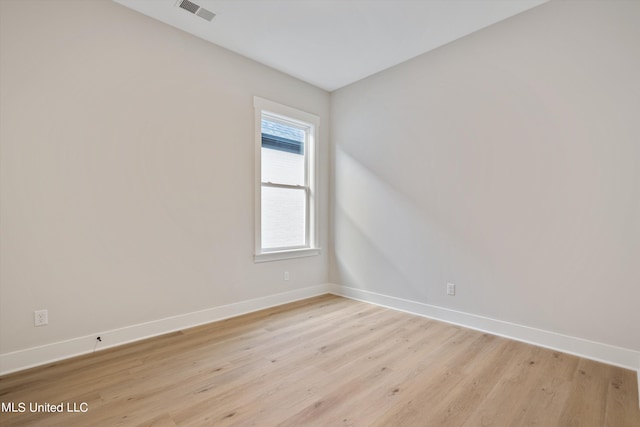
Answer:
top-left (260, 184), bottom-right (309, 251)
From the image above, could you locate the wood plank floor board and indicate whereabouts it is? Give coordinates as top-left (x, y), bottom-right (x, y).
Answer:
top-left (604, 366), bottom-right (640, 427)
top-left (1, 295), bottom-right (638, 426)
top-left (234, 317), bottom-right (444, 426)
top-left (558, 359), bottom-right (613, 427)
top-left (458, 345), bottom-right (557, 426)
top-left (507, 350), bottom-right (579, 426)
top-left (372, 333), bottom-right (512, 426)
top-left (294, 328), bottom-right (484, 426)
top-left (417, 339), bottom-right (524, 427)
top-left (215, 311), bottom-right (423, 426)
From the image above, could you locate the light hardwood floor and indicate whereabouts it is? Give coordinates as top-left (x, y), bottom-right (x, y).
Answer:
top-left (1, 294), bottom-right (638, 426)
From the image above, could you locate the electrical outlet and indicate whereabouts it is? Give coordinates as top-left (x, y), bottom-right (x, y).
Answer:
top-left (34, 309), bottom-right (48, 326)
top-left (284, 271), bottom-right (290, 281)
top-left (447, 283), bottom-right (455, 296)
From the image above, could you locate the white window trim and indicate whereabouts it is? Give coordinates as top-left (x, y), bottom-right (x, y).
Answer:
top-left (254, 96), bottom-right (321, 263)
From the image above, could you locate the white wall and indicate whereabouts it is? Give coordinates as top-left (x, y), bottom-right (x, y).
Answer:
top-left (331, 1), bottom-right (640, 354)
top-left (0, 0), bottom-right (329, 364)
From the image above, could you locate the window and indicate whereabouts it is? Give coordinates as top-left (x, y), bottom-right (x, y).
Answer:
top-left (254, 97), bottom-right (320, 262)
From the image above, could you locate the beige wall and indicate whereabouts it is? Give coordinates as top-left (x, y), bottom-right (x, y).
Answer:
top-left (0, 0), bottom-right (330, 355)
top-left (330, 0), bottom-right (640, 351)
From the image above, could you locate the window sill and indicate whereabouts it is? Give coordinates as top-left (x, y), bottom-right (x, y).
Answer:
top-left (254, 248), bottom-right (321, 263)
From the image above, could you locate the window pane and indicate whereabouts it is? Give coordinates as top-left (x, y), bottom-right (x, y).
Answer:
top-left (262, 119), bottom-right (305, 186)
top-left (262, 119), bottom-right (305, 150)
top-left (261, 147), bottom-right (305, 186)
top-left (262, 186), bottom-right (306, 249)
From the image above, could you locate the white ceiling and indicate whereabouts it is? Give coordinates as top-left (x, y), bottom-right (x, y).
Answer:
top-left (113, 0), bottom-right (548, 92)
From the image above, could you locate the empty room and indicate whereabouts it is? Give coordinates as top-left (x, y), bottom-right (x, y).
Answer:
top-left (1, 0), bottom-right (639, 425)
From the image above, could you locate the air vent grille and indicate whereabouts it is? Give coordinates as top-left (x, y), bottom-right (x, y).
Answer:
top-left (196, 8), bottom-right (216, 22)
top-left (177, 0), bottom-right (216, 22)
top-left (178, 0), bottom-right (199, 14)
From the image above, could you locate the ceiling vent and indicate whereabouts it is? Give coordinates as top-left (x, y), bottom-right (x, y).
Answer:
top-left (177, 0), bottom-right (216, 22)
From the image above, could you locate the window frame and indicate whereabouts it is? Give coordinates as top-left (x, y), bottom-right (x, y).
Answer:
top-left (254, 96), bottom-right (320, 263)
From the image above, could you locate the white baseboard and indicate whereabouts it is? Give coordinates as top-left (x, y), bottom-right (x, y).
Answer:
top-left (0, 284), bottom-right (330, 375)
top-left (4, 282), bottom-right (638, 407)
top-left (328, 284), bottom-right (640, 373)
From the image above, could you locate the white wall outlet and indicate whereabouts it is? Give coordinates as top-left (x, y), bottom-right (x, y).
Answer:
top-left (34, 309), bottom-right (48, 326)
top-left (447, 283), bottom-right (456, 296)
top-left (284, 271), bottom-right (290, 281)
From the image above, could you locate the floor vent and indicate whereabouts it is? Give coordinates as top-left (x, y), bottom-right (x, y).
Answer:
top-left (177, 0), bottom-right (216, 22)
